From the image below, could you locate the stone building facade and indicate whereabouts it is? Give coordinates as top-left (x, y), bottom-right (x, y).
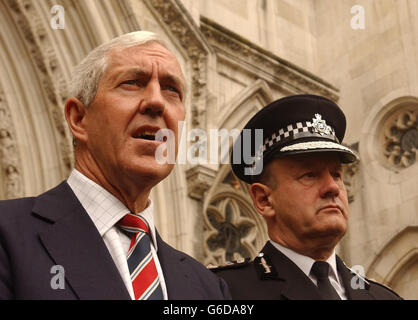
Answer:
top-left (0, 0), bottom-right (416, 299)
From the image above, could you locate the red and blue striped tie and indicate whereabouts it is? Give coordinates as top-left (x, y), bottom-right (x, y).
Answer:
top-left (118, 213), bottom-right (163, 300)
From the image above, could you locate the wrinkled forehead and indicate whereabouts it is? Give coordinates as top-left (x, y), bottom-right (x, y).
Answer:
top-left (105, 42), bottom-right (184, 77)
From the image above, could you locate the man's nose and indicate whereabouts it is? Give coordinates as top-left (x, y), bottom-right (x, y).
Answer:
top-left (138, 80), bottom-right (165, 117)
top-left (319, 172), bottom-right (340, 199)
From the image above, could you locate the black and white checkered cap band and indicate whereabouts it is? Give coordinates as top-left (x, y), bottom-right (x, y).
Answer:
top-left (262, 121), bottom-right (338, 154)
top-left (247, 121), bottom-right (340, 175)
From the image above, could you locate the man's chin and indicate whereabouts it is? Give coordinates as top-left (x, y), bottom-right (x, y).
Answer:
top-left (309, 220), bottom-right (347, 242)
top-left (125, 162), bottom-right (174, 184)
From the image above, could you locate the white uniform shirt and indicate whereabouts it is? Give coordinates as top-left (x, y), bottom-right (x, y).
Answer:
top-left (67, 169), bottom-right (168, 300)
top-left (270, 240), bottom-right (347, 299)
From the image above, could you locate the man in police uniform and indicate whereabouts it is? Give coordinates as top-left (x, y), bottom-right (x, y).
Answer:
top-left (212, 94), bottom-right (402, 300)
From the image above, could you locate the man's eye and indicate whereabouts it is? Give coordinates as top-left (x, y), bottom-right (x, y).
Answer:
top-left (300, 172), bottom-right (315, 179)
top-left (121, 80), bottom-right (138, 85)
top-left (332, 172), bottom-right (342, 179)
top-left (164, 85), bottom-right (180, 94)
top-left (298, 172), bottom-right (317, 185)
top-left (304, 172), bottom-right (315, 177)
top-left (163, 85), bottom-right (182, 100)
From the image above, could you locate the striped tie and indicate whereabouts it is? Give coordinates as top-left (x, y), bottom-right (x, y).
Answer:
top-left (118, 213), bottom-right (163, 300)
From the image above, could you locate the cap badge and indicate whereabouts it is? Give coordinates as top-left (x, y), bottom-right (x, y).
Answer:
top-left (312, 113), bottom-right (332, 135)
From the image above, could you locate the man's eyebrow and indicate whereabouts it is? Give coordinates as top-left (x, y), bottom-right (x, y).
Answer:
top-left (113, 68), bottom-right (185, 92)
top-left (112, 68), bottom-right (148, 81)
top-left (160, 73), bottom-right (185, 90)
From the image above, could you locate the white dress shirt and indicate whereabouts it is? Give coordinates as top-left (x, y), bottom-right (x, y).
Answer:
top-left (270, 240), bottom-right (347, 299)
top-left (67, 169), bottom-right (168, 300)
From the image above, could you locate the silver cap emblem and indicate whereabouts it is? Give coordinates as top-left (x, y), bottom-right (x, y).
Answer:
top-left (312, 113), bottom-right (331, 135)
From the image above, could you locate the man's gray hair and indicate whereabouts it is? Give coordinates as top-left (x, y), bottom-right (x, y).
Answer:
top-left (69, 31), bottom-right (167, 107)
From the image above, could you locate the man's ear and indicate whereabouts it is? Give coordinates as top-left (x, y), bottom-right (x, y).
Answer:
top-left (249, 183), bottom-right (275, 219)
top-left (64, 97), bottom-right (88, 143)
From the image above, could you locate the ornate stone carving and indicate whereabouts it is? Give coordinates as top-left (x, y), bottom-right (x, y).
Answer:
top-left (200, 17), bottom-right (340, 102)
top-left (203, 168), bottom-right (267, 266)
top-left (204, 195), bottom-right (257, 266)
top-left (6, 0), bottom-right (73, 174)
top-left (185, 165), bottom-right (217, 200)
top-left (144, 0), bottom-right (209, 127)
top-left (4, 165), bottom-right (22, 198)
top-left (205, 198), bottom-right (256, 263)
top-left (382, 108), bottom-right (418, 169)
top-left (0, 91), bottom-right (23, 199)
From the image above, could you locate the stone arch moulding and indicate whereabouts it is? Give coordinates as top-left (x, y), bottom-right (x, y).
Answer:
top-left (366, 226), bottom-right (418, 298)
top-left (4, 0), bottom-right (75, 181)
top-left (200, 15), bottom-right (340, 103)
top-left (360, 94), bottom-right (418, 184)
top-left (185, 80), bottom-right (275, 204)
top-left (218, 79), bottom-right (274, 130)
top-left (1, 0), bottom-right (77, 197)
top-left (0, 86), bottom-right (23, 200)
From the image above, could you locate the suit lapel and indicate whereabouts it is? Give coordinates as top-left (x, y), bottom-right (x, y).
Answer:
top-left (155, 232), bottom-right (193, 299)
top-left (259, 242), bottom-right (323, 300)
top-left (336, 256), bottom-right (374, 300)
top-left (34, 182), bottom-right (130, 300)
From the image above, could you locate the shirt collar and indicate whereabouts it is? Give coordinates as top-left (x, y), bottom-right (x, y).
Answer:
top-left (66, 169), bottom-right (158, 250)
top-left (269, 240), bottom-right (340, 285)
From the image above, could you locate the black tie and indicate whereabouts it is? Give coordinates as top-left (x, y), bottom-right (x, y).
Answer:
top-left (311, 261), bottom-right (341, 300)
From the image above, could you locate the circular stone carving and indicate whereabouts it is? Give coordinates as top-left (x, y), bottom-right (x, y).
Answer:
top-left (381, 108), bottom-right (418, 169)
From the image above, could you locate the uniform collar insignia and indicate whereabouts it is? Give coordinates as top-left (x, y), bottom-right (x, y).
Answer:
top-left (255, 252), bottom-right (278, 280)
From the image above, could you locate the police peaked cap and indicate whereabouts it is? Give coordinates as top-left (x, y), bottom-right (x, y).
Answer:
top-left (231, 94), bottom-right (358, 183)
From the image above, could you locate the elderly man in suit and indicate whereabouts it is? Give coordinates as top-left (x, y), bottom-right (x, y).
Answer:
top-left (0, 31), bottom-right (230, 300)
top-left (212, 94), bottom-right (401, 300)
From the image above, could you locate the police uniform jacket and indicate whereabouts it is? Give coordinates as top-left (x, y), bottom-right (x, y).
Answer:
top-left (212, 241), bottom-right (401, 300)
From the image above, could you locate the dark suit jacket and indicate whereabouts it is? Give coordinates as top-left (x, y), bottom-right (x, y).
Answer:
top-left (0, 182), bottom-right (231, 300)
top-left (212, 241), bottom-right (401, 300)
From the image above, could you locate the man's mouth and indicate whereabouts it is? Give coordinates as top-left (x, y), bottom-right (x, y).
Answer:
top-left (133, 126), bottom-right (162, 141)
top-left (319, 204), bottom-right (343, 214)
top-left (134, 131), bottom-right (157, 141)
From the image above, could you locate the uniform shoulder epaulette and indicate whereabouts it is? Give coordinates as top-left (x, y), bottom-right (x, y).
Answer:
top-left (343, 260), bottom-right (402, 299)
top-left (366, 278), bottom-right (403, 298)
top-left (207, 257), bottom-right (250, 271)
